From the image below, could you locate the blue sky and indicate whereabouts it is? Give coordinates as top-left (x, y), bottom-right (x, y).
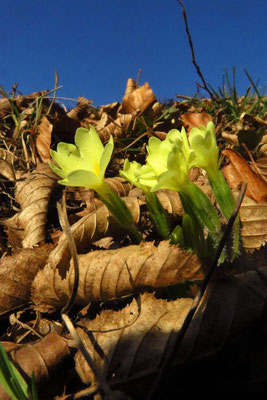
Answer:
top-left (1, 0), bottom-right (267, 107)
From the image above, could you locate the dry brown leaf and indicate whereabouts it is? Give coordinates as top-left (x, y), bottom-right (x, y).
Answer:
top-left (180, 112), bottom-right (213, 132)
top-left (73, 250), bottom-right (267, 397)
top-left (0, 244), bottom-right (52, 313)
top-left (75, 292), bottom-right (193, 386)
top-left (0, 159), bottom-right (15, 182)
top-left (40, 196), bottom-right (144, 277)
top-left (0, 91), bottom-right (48, 118)
top-left (31, 241), bottom-right (203, 312)
top-left (35, 115), bottom-right (53, 163)
top-left (233, 190), bottom-right (267, 251)
top-left (120, 80), bottom-right (156, 115)
top-left (96, 112), bottom-right (133, 142)
top-left (222, 148), bottom-right (267, 203)
top-left (254, 157), bottom-right (267, 181)
top-left (66, 96), bottom-right (93, 122)
top-left (10, 163), bottom-right (59, 248)
top-left (105, 177), bottom-right (132, 197)
top-left (1, 332), bottom-right (71, 399)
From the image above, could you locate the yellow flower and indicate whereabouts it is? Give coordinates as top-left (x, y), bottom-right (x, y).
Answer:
top-left (188, 121), bottom-right (219, 176)
top-left (119, 159), bottom-right (157, 193)
top-left (49, 125), bottom-right (114, 193)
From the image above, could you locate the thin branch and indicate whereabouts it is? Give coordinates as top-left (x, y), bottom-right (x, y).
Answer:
top-left (177, 0), bottom-right (216, 100)
top-left (57, 190), bottom-right (79, 315)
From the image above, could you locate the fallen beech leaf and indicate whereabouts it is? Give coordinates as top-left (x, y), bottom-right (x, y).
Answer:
top-left (13, 163), bottom-right (59, 248)
top-left (121, 79), bottom-right (156, 114)
top-left (0, 244), bottom-right (52, 313)
top-left (0, 159), bottom-right (15, 182)
top-left (1, 332), bottom-right (71, 399)
top-left (74, 251), bottom-right (267, 397)
top-left (222, 148), bottom-right (267, 202)
top-left (233, 190), bottom-right (267, 251)
top-left (255, 157), bottom-right (267, 181)
top-left (180, 112), bottom-right (213, 132)
top-left (36, 115), bottom-right (53, 163)
top-left (31, 241), bottom-right (203, 312)
top-left (105, 177), bottom-right (132, 197)
top-left (96, 112), bottom-right (133, 142)
top-left (41, 196), bottom-right (144, 277)
top-left (66, 96), bottom-right (93, 122)
top-left (75, 292), bottom-right (193, 386)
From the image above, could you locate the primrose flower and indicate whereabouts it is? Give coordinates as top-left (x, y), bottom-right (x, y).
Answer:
top-left (189, 121), bottom-right (239, 258)
top-left (188, 121), bottom-right (219, 177)
top-left (49, 125), bottom-right (114, 196)
top-left (150, 144), bottom-right (190, 193)
top-left (120, 159), bottom-right (170, 239)
top-left (119, 159), bottom-right (157, 193)
top-left (149, 142), bottom-right (222, 255)
top-left (50, 125), bottom-right (142, 243)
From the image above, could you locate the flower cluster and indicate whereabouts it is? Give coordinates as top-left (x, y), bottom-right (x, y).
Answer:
top-left (49, 121), bottom-right (238, 259)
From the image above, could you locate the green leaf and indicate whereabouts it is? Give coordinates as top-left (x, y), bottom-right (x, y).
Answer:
top-left (0, 344), bottom-right (28, 400)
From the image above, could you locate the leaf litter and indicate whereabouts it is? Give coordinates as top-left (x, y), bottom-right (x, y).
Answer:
top-left (1, 9), bottom-right (267, 400)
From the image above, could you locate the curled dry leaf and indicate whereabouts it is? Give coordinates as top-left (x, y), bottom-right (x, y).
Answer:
top-left (105, 177), bottom-right (132, 197)
top-left (35, 115), bottom-right (53, 163)
top-left (1, 332), bottom-right (72, 399)
top-left (66, 96), bottom-right (93, 122)
top-left (12, 163), bottom-right (58, 248)
top-left (73, 251), bottom-right (267, 397)
top-left (0, 244), bottom-right (52, 313)
top-left (222, 148), bottom-right (267, 203)
top-left (120, 79), bottom-right (156, 115)
top-left (96, 112), bottom-right (133, 142)
top-left (40, 196), bottom-right (144, 277)
top-left (31, 240), bottom-right (203, 312)
top-left (75, 292), bottom-right (194, 387)
top-left (180, 112), bottom-right (213, 132)
top-left (254, 157), bottom-right (267, 181)
top-left (233, 190), bottom-right (267, 251)
top-left (0, 148), bottom-right (15, 181)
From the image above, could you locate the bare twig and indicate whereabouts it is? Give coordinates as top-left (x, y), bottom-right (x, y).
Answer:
top-left (146, 182), bottom-right (247, 400)
top-left (57, 190), bottom-right (79, 315)
top-left (62, 313), bottom-right (115, 399)
top-left (177, 0), bottom-right (216, 100)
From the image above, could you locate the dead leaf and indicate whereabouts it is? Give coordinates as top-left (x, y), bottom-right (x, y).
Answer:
top-left (0, 244), bottom-right (52, 313)
top-left (222, 148), bottom-right (267, 202)
top-left (233, 190), bottom-right (267, 251)
top-left (39, 196), bottom-right (144, 278)
top-left (73, 250), bottom-right (267, 397)
top-left (180, 112), bottom-right (213, 132)
top-left (66, 96), bottom-right (93, 122)
top-left (96, 112), bottom-right (133, 142)
top-left (120, 79), bottom-right (156, 115)
top-left (11, 163), bottom-right (59, 248)
top-left (1, 332), bottom-right (71, 399)
top-left (31, 241), bottom-right (203, 312)
top-left (75, 292), bottom-right (193, 387)
top-left (35, 116), bottom-right (53, 163)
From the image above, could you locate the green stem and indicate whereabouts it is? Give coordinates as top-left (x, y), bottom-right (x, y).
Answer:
top-left (145, 191), bottom-right (170, 239)
top-left (207, 169), bottom-right (240, 259)
top-left (97, 182), bottom-right (142, 243)
top-left (179, 181), bottom-right (222, 258)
